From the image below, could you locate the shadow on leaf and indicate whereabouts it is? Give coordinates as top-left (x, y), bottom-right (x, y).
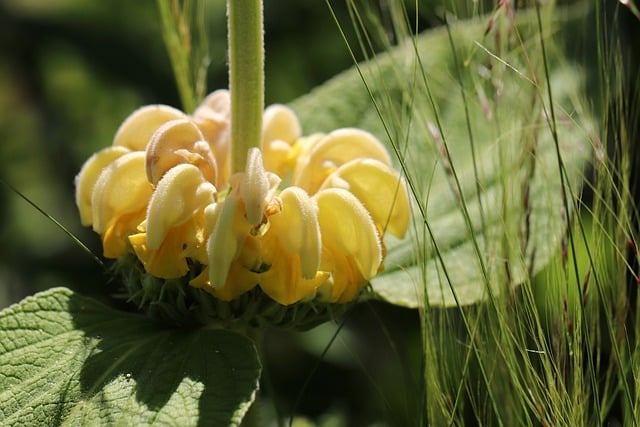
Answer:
top-left (0, 288), bottom-right (261, 427)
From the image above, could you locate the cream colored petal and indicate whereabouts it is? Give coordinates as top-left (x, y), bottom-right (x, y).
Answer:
top-left (261, 140), bottom-right (291, 176)
top-left (207, 193), bottom-right (242, 289)
top-left (203, 202), bottom-right (222, 238)
top-left (194, 89), bottom-right (231, 121)
top-left (261, 105), bottom-right (302, 176)
top-left (113, 105), bottom-right (186, 151)
top-left (145, 118), bottom-right (217, 186)
top-left (146, 164), bottom-right (216, 250)
top-left (314, 188), bottom-right (381, 280)
top-left (241, 148), bottom-right (276, 225)
top-left (75, 146), bottom-right (130, 226)
top-left (269, 187), bottom-right (320, 279)
top-left (262, 104), bottom-right (301, 145)
top-left (294, 128), bottom-right (392, 194)
top-left (320, 158), bottom-right (410, 238)
top-left (193, 90), bottom-right (231, 187)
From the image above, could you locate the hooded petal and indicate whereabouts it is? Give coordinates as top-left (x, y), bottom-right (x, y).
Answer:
top-left (145, 163), bottom-right (216, 250)
top-left (91, 151), bottom-right (153, 257)
top-left (320, 158), bottom-right (410, 238)
top-left (75, 146), bottom-right (130, 226)
top-left (314, 188), bottom-right (382, 302)
top-left (113, 105), bottom-right (186, 151)
top-left (145, 118), bottom-right (217, 186)
top-left (294, 128), bottom-right (392, 194)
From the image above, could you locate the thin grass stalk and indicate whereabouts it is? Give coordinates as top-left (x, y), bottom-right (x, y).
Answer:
top-left (157, 0), bottom-right (197, 113)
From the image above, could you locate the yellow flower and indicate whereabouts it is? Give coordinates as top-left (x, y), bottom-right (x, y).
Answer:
top-left (268, 125), bottom-right (410, 302)
top-left (75, 94), bottom-right (231, 265)
top-left (292, 128), bottom-right (392, 195)
top-left (314, 188), bottom-right (382, 302)
top-left (261, 126), bottom-right (410, 240)
top-left (318, 157), bottom-right (409, 238)
top-left (77, 92), bottom-right (411, 310)
top-left (89, 151), bottom-right (153, 258)
top-left (75, 145), bottom-right (131, 226)
top-left (129, 163), bottom-right (215, 278)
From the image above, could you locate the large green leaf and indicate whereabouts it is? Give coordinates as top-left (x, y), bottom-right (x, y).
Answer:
top-left (290, 10), bottom-right (593, 307)
top-left (0, 287), bottom-right (261, 426)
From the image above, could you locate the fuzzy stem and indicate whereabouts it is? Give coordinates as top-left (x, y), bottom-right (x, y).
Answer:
top-left (228, 0), bottom-right (264, 173)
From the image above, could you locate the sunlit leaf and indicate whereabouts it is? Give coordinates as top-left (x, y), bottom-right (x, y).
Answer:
top-left (0, 287), bottom-right (260, 426)
top-left (290, 10), bottom-right (594, 307)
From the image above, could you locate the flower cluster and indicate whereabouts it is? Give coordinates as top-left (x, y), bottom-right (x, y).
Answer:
top-left (76, 90), bottom-right (409, 308)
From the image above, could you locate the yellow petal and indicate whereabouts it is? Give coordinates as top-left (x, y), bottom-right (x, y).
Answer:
top-left (113, 105), bottom-right (186, 151)
top-left (317, 249), bottom-right (364, 303)
top-left (75, 146), bottom-right (130, 226)
top-left (269, 187), bottom-right (320, 279)
top-left (131, 207), bottom-right (207, 279)
top-left (314, 188), bottom-right (382, 301)
top-left (101, 211), bottom-right (148, 258)
top-left (320, 158), bottom-right (410, 238)
top-left (129, 220), bottom-right (195, 279)
top-left (217, 235), bottom-right (263, 300)
top-left (91, 151), bottom-right (153, 257)
top-left (236, 221), bottom-right (322, 305)
top-left (195, 254), bottom-right (259, 301)
top-left (145, 118), bottom-right (217, 186)
top-left (212, 268), bottom-right (259, 301)
top-left (294, 128), bottom-right (392, 194)
top-left (146, 164), bottom-right (216, 250)
top-left (258, 251), bottom-right (327, 305)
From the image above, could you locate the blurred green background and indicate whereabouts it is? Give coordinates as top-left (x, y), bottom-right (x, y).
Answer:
top-left (0, 0), bottom-right (638, 425)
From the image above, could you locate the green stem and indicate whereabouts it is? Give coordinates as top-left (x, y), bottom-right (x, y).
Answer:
top-left (228, 0), bottom-right (264, 173)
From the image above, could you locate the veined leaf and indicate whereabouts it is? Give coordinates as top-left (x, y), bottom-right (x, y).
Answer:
top-left (290, 10), bottom-right (594, 307)
top-left (0, 287), bottom-right (260, 426)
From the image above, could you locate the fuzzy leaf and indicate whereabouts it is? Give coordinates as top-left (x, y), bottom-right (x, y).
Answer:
top-left (0, 287), bottom-right (260, 426)
top-left (290, 11), bottom-right (594, 307)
